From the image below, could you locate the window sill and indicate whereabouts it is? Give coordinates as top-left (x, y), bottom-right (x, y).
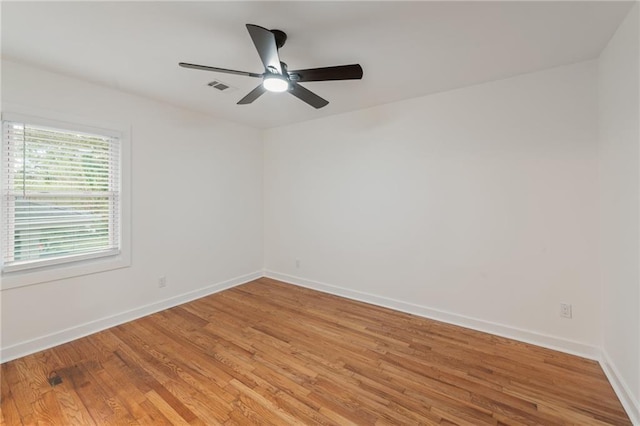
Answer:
top-left (1, 251), bottom-right (131, 290)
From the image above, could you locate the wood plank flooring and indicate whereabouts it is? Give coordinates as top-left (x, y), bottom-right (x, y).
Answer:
top-left (1, 278), bottom-right (631, 425)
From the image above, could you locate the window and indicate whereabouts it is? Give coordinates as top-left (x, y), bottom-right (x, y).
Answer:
top-left (2, 115), bottom-right (122, 275)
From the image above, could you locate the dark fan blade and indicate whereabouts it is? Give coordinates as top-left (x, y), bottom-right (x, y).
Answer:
top-left (237, 84), bottom-right (267, 105)
top-left (289, 64), bottom-right (363, 82)
top-left (179, 63), bottom-right (262, 78)
top-left (246, 24), bottom-right (282, 74)
top-left (289, 83), bottom-right (329, 109)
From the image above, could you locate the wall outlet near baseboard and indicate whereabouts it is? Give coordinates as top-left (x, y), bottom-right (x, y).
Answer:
top-left (158, 276), bottom-right (167, 288)
top-left (560, 303), bottom-right (572, 319)
top-left (295, 259), bottom-right (300, 269)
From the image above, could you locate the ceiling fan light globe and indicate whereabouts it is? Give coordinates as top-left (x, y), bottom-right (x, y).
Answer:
top-left (263, 75), bottom-right (289, 92)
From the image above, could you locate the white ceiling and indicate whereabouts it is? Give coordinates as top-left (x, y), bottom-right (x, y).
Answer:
top-left (1, 1), bottom-right (634, 129)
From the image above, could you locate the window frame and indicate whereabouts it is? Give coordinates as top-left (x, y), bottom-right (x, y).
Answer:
top-left (1, 108), bottom-right (131, 289)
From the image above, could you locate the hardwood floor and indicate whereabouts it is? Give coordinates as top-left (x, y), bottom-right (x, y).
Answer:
top-left (1, 278), bottom-right (631, 425)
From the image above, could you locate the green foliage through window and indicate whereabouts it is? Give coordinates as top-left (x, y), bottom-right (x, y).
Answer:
top-left (2, 119), bottom-right (120, 271)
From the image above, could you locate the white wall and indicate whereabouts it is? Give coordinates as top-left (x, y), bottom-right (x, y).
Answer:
top-left (264, 61), bottom-right (601, 354)
top-left (0, 60), bottom-right (264, 361)
top-left (598, 3), bottom-right (640, 421)
top-left (1, 12), bottom-right (638, 419)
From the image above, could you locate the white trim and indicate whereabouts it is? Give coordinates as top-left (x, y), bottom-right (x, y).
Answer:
top-left (263, 270), bottom-right (601, 360)
top-left (3, 249), bottom-right (121, 274)
top-left (1, 103), bottom-right (132, 289)
top-left (0, 270), bottom-right (262, 363)
top-left (600, 350), bottom-right (640, 425)
top-left (264, 270), bottom-right (640, 421)
top-left (4, 269), bottom-right (638, 423)
top-left (1, 111), bottom-right (123, 140)
top-left (1, 251), bottom-right (130, 290)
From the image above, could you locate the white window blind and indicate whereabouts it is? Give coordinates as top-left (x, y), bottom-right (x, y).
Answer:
top-left (2, 119), bottom-right (121, 272)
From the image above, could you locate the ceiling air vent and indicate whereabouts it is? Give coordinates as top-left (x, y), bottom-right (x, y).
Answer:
top-left (207, 80), bottom-right (237, 93)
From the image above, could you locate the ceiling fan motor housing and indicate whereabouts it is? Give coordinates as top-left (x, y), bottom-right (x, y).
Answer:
top-left (271, 29), bottom-right (287, 49)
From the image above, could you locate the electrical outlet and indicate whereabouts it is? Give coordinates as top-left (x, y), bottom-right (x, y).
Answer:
top-left (295, 259), bottom-right (300, 268)
top-left (560, 303), bottom-right (572, 319)
top-left (158, 276), bottom-right (167, 288)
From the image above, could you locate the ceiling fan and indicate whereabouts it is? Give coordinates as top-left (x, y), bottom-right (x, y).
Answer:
top-left (179, 24), bottom-right (363, 109)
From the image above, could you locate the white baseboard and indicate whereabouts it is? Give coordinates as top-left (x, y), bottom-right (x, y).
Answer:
top-left (263, 270), bottom-right (600, 360)
top-left (264, 270), bottom-right (640, 423)
top-left (4, 269), bottom-right (638, 424)
top-left (600, 350), bottom-right (640, 425)
top-left (0, 270), bottom-right (262, 363)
